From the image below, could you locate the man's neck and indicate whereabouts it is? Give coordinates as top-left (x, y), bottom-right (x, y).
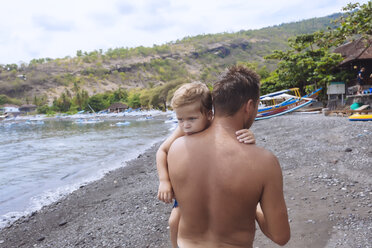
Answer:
top-left (210, 114), bottom-right (246, 135)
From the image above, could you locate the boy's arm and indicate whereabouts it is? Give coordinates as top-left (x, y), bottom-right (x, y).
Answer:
top-left (156, 126), bottom-right (184, 203)
top-left (255, 154), bottom-right (290, 246)
top-left (236, 129), bottom-right (256, 144)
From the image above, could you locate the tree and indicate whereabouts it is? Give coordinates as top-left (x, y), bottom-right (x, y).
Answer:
top-left (0, 94), bottom-right (9, 105)
top-left (53, 92), bottom-right (72, 112)
top-left (150, 79), bottom-right (186, 110)
top-left (127, 92), bottom-right (141, 108)
top-left (331, 2), bottom-right (371, 45)
top-left (112, 88), bottom-right (128, 103)
top-left (33, 95), bottom-right (48, 106)
top-left (263, 34), bottom-right (343, 97)
top-left (87, 94), bottom-right (110, 112)
top-left (37, 105), bottom-right (51, 114)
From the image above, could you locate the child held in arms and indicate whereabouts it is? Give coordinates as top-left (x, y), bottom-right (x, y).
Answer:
top-left (156, 82), bottom-right (256, 248)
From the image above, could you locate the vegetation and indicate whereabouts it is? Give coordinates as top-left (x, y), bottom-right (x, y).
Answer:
top-left (0, 94), bottom-right (22, 106)
top-left (261, 2), bottom-right (370, 100)
top-left (1, 3), bottom-right (369, 112)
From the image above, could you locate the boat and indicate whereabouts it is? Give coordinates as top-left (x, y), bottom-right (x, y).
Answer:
top-left (25, 120), bottom-right (45, 125)
top-left (255, 88), bottom-right (322, 120)
top-left (348, 114), bottom-right (372, 121)
top-left (74, 118), bottom-right (104, 124)
top-left (115, 121), bottom-right (130, 126)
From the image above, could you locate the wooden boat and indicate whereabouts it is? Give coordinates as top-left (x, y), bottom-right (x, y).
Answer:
top-left (348, 114), bottom-right (372, 121)
top-left (255, 88), bottom-right (322, 120)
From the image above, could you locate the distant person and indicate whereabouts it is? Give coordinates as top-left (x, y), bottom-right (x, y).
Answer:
top-left (356, 67), bottom-right (365, 94)
top-left (168, 65), bottom-right (290, 247)
top-left (156, 82), bottom-right (256, 248)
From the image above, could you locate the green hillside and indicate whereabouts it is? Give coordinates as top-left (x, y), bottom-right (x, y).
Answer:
top-left (0, 13), bottom-right (341, 107)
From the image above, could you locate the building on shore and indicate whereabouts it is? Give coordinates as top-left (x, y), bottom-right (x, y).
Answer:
top-left (0, 104), bottom-right (20, 113)
top-left (333, 37), bottom-right (371, 88)
top-left (19, 104), bottom-right (37, 113)
top-left (108, 102), bottom-right (128, 113)
top-left (333, 37), bottom-right (372, 106)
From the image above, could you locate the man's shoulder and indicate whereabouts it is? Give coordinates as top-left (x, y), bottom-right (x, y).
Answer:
top-left (168, 135), bottom-right (186, 152)
top-left (241, 145), bottom-right (279, 170)
top-left (243, 144), bottom-right (276, 159)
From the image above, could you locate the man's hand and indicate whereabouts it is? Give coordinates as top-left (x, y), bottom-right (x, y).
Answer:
top-left (157, 180), bottom-right (174, 203)
top-left (236, 129), bottom-right (256, 144)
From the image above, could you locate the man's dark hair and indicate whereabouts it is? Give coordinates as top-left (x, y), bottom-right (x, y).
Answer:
top-left (212, 65), bottom-right (260, 116)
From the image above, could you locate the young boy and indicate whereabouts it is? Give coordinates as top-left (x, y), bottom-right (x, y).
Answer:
top-left (156, 82), bottom-right (256, 248)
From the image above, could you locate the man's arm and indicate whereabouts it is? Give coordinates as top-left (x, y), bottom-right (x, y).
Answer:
top-left (156, 126), bottom-right (184, 203)
top-left (255, 153), bottom-right (290, 246)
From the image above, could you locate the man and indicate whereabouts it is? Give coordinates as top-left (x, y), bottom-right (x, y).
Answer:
top-left (356, 67), bottom-right (365, 95)
top-left (168, 65), bottom-right (290, 247)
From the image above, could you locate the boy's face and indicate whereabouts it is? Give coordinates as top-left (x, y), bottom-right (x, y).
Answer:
top-left (175, 102), bottom-right (212, 135)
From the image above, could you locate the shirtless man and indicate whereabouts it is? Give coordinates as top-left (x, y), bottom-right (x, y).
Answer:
top-left (168, 65), bottom-right (290, 247)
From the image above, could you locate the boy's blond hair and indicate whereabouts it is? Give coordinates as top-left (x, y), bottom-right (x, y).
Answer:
top-left (171, 82), bottom-right (212, 114)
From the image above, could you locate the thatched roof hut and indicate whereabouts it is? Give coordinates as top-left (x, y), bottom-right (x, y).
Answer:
top-left (108, 102), bottom-right (128, 112)
top-left (19, 104), bottom-right (37, 112)
top-left (333, 37), bottom-right (372, 65)
top-left (333, 37), bottom-right (372, 87)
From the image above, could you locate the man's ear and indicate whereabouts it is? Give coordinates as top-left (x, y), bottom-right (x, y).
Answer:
top-left (244, 99), bottom-right (255, 113)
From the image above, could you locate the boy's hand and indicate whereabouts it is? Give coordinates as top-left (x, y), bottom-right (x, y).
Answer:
top-left (236, 129), bottom-right (256, 144)
top-left (157, 180), bottom-right (174, 203)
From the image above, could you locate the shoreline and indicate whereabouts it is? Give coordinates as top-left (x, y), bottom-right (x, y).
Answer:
top-left (0, 141), bottom-right (172, 247)
top-left (0, 137), bottom-right (166, 231)
top-left (0, 114), bottom-right (371, 247)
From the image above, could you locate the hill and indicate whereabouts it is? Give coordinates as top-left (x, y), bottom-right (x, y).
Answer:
top-left (0, 13), bottom-right (340, 105)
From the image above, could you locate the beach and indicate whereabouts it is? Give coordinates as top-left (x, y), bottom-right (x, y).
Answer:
top-left (0, 114), bottom-right (371, 248)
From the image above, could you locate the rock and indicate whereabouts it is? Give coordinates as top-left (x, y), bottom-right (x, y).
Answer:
top-left (37, 236), bottom-right (45, 241)
top-left (345, 148), bottom-right (352, 152)
top-left (59, 221), bottom-right (67, 226)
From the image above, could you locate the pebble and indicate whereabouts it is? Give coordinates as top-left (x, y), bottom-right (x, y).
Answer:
top-left (59, 221), bottom-right (67, 226)
top-left (37, 236), bottom-right (45, 242)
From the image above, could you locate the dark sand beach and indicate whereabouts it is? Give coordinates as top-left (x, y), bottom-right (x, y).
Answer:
top-left (0, 114), bottom-right (371, 248)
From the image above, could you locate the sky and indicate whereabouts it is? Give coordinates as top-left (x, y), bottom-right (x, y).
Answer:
top-left (0, 0), bottom-right (368, 65)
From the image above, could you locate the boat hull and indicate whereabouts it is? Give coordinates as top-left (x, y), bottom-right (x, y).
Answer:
top-left (348, 114), bottom-right (372, 121)
top-left (255, 88), bottom-right (322, 121)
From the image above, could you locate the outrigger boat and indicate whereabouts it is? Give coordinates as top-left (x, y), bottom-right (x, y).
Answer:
top-left (348, 114), bottom-right (372, 121)
top-left (255, 88), bottom-right (322, 120)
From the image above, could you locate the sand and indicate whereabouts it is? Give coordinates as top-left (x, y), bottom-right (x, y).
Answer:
top-left (0, 114), bottom-right (371, 248)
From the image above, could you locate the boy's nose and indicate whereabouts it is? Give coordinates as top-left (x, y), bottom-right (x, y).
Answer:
top-left (184, 121), bottom-right (191, 128)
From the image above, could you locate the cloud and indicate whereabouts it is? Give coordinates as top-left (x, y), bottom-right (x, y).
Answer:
top-left (0, 0), bottom-right (369, 64)
top-left (32, 15), bottom-right (74, 32)
top-left (116, 2), bottom-right (136, 15)
top-left (89, 12), bottom-right (117, 26)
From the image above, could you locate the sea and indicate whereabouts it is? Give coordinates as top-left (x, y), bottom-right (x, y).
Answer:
top-left (0, 110), bottom-right (177, 229)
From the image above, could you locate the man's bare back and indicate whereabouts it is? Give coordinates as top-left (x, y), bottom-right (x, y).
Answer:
top-left (169, 123), bottom-right (288, 247)
top-left (167, 65), bottom-right (290, 247)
